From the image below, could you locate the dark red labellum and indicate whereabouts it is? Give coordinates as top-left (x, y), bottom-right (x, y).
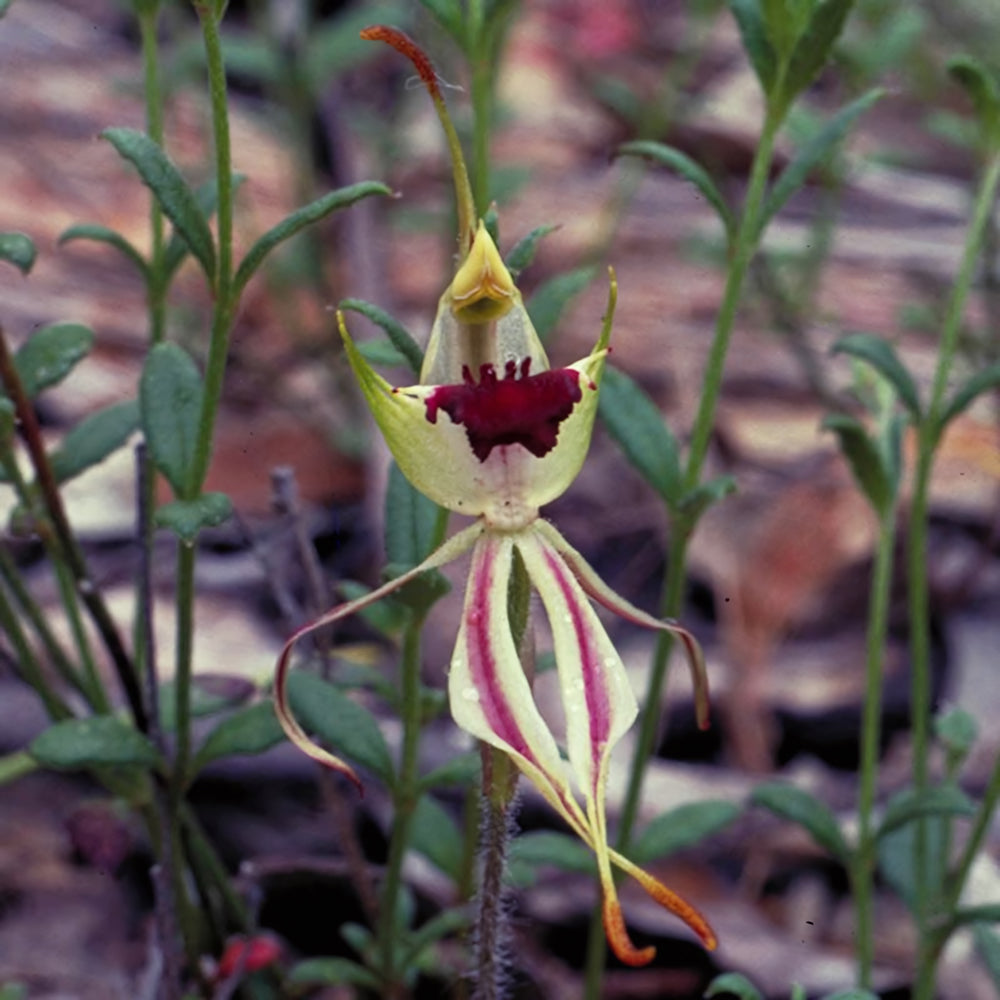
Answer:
top-left (424, 358), bottom-right (582, 462)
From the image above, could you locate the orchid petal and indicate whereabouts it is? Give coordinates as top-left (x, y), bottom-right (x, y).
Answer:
top-left (534, 518), bottom-right (711, 730)
top-left (275, 522), bottom-right (483, 790)
top-left (448, 532), bottom-right (591, 840)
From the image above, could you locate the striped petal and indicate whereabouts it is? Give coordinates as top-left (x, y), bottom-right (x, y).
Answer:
top-left (275, 522), bottom-right (484, 790)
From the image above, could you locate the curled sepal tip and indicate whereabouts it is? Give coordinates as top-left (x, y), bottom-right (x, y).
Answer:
top-left (273, 522), bottom-right (485, 794)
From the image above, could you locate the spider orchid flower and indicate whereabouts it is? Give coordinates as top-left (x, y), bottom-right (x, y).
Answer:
top-left (274, 218), bottom-right (716, 964)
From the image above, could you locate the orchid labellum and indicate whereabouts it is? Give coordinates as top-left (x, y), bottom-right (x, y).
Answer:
top-left (274, 25), bottom-right (716, 966)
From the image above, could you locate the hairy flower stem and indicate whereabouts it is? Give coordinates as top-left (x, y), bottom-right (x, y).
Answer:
top-left (852, 507), bottom-right (897, 989)
top-left (909, 150), bottom-right (1000, 1000)
top-left (473, 748), bottom-right (518, 1000)
top-left (378, 621), bottom-right (426, 996)
top-left (582, 107), bottom-right (783, 1000)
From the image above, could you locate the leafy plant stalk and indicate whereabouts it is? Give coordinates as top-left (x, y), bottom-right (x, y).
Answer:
top-left (583, 97), bottom-right (784, 1000)
top-left (909, 150), bottom-right (1000, 1000)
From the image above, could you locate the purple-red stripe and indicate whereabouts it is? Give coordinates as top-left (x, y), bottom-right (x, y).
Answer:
top-left (466, 540), bottom-right (534, 762)
top-left (541, 544), bottom-right (610, 774)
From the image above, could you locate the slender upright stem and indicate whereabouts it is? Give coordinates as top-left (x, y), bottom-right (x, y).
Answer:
top-left (466, 0), bottom-right (491, 217)
top-left (378, 621), bottom-right (425, 994)
top-left (908, 152), bottom-right (1000, 988)
top-left (853, 506), bottom-right (897, 988)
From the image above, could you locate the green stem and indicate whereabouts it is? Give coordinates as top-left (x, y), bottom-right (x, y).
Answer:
top-left (466, 0), bottom-right (491, 217)
top-left (171, 541), bottom-right (197, 794)
top-left (188, 3), bottom-right (235, 496)
top-left (583, 103), bottom-right (785, 1000)
top-left (852, 506), bottom-right (897, 989)
top-left (378, 621), bottom-right (425, 993)
top-left (908, 153), bottom-right (1000, 966)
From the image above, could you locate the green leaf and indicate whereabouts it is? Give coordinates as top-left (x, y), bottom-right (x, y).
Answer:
top-left (832, 331), bottom-right (921, 418)
top-left (50, 400), bottom-right (140, 484)
top-left (14, 323), bottom-right (94, 398)
top-left (0, 232), bottom-right (36, 274)
top-left (598, 366), bottom-right (682, 505)
top-left (159, 674), bottom-right (256, 731)
top-left (193, 700), bottom-right (285, 770)
top-left (974, 924), bottom-right (1000, 989)
top-left (728, 0), bottom-right (778, 95)
top-left (30, 716), bottom-right (159, 769)
top-left (759, 90), bottom-right (882, 236)
top-left (233, 182), bottom-right (392, 297)
top-left (285, 671), bottom-right (394, 785)
top-left (341, 299), bottom-right (423, 376)
top-left (155, 493), bottom-right (233, 542)
top-left (140, 342), bottom-right (204, 497)
top-left (59, 224), bottom-right (148, 281)
top-left (937, 360), bottom-right (1000, 435)
top-left (0, 984), bottom-right (27, 1000)
top-left (410, 795), bottom-right (464, 880)
top-left (526, 265), bottom-right (597, 341)
top-left (705, 971), bottom-right (765, 1000)
top-left (400, 909), bottom-right (470, 969)
top-left (505, 224), bottom-right (559, 276)
top-left (632, 800), bottom-right (740, 863)
top-left (948, 55), bottom-right (1000, 151)
top-left (287, 957), bottom-right (381, 990)
top-left (877, 784), bottom-right (975, 839)
top-left (0, 750), bottom-right (38, 785)
top-left (676, 475), bottom-right (737, 521)
top-left (162, 174), bottom-right (244, 282)
top-left (102, 127), bottom-right (216, 281)
top-left (419, 750), bottom-right (481, 791)
top-left (952, 905), bottom-right (1000, 928)
top-left (877, 795), bottom-right (947, 912)
top-left (823, 413), bottom-right (893, 515)
top-left (385, 460), bottom-right (441, 566)
top-left (356, 338), bottom-right (412, 369)
top-left (617, 141), bottom-right (734, 239)
top-left (819, 992), bottom-right (880, 1000)
top-left (0, 0), bottom-right (14, 18)
top-left (751, 781), bottom-right (850, 862)
top-left (508, 830), bottom-right (595, 874)
top-left (781, 0), bottom-right (855, 104)
top-left (416, 0), bottom-right (465, 44)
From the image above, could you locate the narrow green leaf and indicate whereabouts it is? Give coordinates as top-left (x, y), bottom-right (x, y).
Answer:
top-left (416, 0), bottom-right (465, 43)
top-left (526, 265), bottom-right (597, 340)
top-left (952, 905), bottom-right (1000, 928)
top-left (705, 971), bottom-right (765, 1000)
top-left (419, 750), bottom-right (481, 791)
top-left (633, 800), bottom-right (740, 863)
top-left (233, 182), bottom-right (392, 296)
top-left (822, 414), bottom-right (892, 516)
top-left (832, 332), bottom-right (921, 418)
top-left (288, 957), bottom-right (380, 990)
top-left (400, 909), bottom-right (470, 969)
top-left (30, 716), bottom-right (159, 769)
top-left (0, 750), bottom-right (38, 785)
top-left (341, 299), bottom-right (423, 376)
top-left (508, 830), bottom-right (595, 874)
top-left (0, 232), bottom-right (37, 274)
top-left (139, 342), bottom-right (204, 497)
top-left (59, 224), bottom-right (149, 281)
top-left (159, 674), bottom-right (256, 731)
top-left (385, 460), bottom-right (441, 566)
top-left (356, 338), bottom-right (411, 369)
top-left (949, 55), bottom-right (1000, 151)
top-left (285, 671), bottom-right (394, 785)
top-left (819, 992), bottom-right (880, 1000)
top-left (0, 0), bottom-right (14, 18)
top-left (751, 781), bottom-right (850, 862)
top-left (155, 493), bottom-right (233, 542)
top-left (193, 701), bottom-right (285, 770)
top-left (505, 224), bottom-right (559, 276)
top-left (598, 366), bottom-right (682, 505)
top-left (101, 127), bottom-right (216, 281)
top-left (410, 795), bottom-right (464, 880)
top-left (938, 360), bottom-right (1000, 434)
top-left (50, 400), bottom-right (140, 484)
top-left (782, 0), bottom-right (855, 103)
top-left (877, 784), bottom-right (975, 839)
top-left (676, 475), bottom-right (738, 521)
top-left (162, 174), bottom-right (245, 282)
top-left (877, 798), bottom-right (947, 912)
top-left (728, 0), bottom-right (778, 95)
top-left (759, 90), bottom-right (882, 235)
top-left (974, 924), bottom-right (1000, 990)
top-left (617, 141), bottom-right (734, 239)
top-left (14, 323), bottom-right (95, 398)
